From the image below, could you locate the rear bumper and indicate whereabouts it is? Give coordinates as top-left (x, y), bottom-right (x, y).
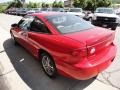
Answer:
top-left (56, 45), bottom-right (116, 80)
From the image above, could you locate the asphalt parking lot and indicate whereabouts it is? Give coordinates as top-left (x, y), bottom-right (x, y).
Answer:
top-left (0, 14), bottom-right (120, 90)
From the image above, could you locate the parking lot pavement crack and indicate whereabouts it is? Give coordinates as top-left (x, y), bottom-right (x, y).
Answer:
top-left (97, 71), bottom-right (120, 89)
top-left (0, 69), bottom-right (14, 77)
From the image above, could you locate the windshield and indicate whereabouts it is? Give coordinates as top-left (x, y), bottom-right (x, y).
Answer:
top-left (70, 8), bottom-right (82, 12)
top-left (95, 8), bottom-right (114, 14)
top-left (46, 14), bottom-right (94, 34)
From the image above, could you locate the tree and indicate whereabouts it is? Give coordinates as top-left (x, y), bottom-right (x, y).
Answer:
top-left (33, 3), bottom-right (38, 8)
top-left (0, 4), bottom-right (7, 13)
top-left (97, 0), bottom-right (111, 7)
top-left (27, 2), bottom-right (39, 8)
top-left (52, 1), bottom-right (58, 7)
top-left (52, 0), bottom-right (63, 8)
top-left (73, 0), bottom-right (86, 8)
top-left (73, 0), bottom-right (112, 11)
top-left (84, 0), bottom-right (94, 11)
top-left (57, 1), bottom-right (63, 8)
top-left (6, 0), bottom-right (23, 9)
top-left (45, 3), bottom-right (49, 8)
top-left (15, 0), bottom-right (23, 7)
top-left (27, 2), bottom-right (32, 8)
top-left (41, 2), bottom-right (46, 8)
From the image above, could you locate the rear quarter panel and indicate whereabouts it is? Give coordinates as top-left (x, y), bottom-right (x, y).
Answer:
top-left (28, 32), bottom-right (85, 63)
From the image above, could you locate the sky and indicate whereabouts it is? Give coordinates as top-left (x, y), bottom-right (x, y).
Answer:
top-left (0, 0), bottom-right (65, 3)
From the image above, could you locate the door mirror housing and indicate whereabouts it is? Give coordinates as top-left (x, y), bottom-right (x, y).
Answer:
top-left (11, 23), bottom-right (18, 27)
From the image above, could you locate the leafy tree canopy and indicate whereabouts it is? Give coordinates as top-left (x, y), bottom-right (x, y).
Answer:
top-left (73, 0), bottom-right (112, 11)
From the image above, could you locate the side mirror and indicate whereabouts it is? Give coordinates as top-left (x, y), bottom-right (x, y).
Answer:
top-left (11, 23), bottom-right (18, 27)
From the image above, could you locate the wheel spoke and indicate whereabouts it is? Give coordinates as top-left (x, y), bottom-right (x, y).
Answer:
top-left (42, 55), bottom-right (55, 75)
top-left (46, 57), bottom-right (51, 66)
top-left (42, 56), bottom-right (48, 67)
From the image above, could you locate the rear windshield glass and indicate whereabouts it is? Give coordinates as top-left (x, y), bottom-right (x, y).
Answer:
top-left (45, 14), bottom-right (94, 34)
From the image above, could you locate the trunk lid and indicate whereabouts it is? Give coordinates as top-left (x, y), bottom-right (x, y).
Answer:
top-left (63, 27), bottom-right (115, 55)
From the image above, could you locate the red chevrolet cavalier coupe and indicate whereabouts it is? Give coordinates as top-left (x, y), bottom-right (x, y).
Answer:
top-left (10, 12), bottom-right (116, 80)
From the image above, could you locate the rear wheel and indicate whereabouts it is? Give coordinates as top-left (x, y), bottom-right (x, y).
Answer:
top-left (40, 52), bottom-right (57, 78)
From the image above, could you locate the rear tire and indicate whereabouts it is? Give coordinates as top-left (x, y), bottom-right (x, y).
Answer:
top-left (40, 52), bottom-right (57, 78)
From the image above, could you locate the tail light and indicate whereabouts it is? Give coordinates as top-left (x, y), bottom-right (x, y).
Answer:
top-left (67, 48), bottom-right (87, 64)
top-left (72, 48), bottom-right (87, 57)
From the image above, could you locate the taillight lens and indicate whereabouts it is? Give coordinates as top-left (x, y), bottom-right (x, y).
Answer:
top-left (72, 48), bottom-right (87, 57)
top-left (67, 48), bottom-right (87, 64)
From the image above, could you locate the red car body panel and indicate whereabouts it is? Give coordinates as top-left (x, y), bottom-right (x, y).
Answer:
top-left (56, 45), bottom-right (116, 80)
top-left (10, 12), bottom-right (117, 80)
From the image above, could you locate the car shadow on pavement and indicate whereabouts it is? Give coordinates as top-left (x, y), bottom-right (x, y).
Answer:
top-left (3, 38), bottom-right (96, 90)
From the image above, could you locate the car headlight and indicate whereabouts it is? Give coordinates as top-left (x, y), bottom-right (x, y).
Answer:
top-left (92, 15), bottom-right (97, 20)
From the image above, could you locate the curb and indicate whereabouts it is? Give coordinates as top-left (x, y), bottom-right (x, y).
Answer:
top-left (0, 26), bottom-right (31, 90)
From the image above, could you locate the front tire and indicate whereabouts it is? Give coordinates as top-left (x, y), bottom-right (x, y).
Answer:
top-left (41, 52), bottom-right (57, 78)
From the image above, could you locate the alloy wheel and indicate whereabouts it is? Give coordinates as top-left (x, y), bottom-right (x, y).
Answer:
top-left (41, 55), bottom-right (56, 76)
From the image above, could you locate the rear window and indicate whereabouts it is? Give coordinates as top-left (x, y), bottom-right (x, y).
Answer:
top-left (45, 14), bottom-right (94, 34)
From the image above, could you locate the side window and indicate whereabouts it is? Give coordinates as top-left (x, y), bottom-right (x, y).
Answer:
top-left (30, 17), bottom-right (50, 33)
top-left (18, 16), bottom-right (34, 31)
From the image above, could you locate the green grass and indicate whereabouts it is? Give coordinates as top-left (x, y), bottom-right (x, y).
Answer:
top-left (0, 4), bottom-right (8, 13)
